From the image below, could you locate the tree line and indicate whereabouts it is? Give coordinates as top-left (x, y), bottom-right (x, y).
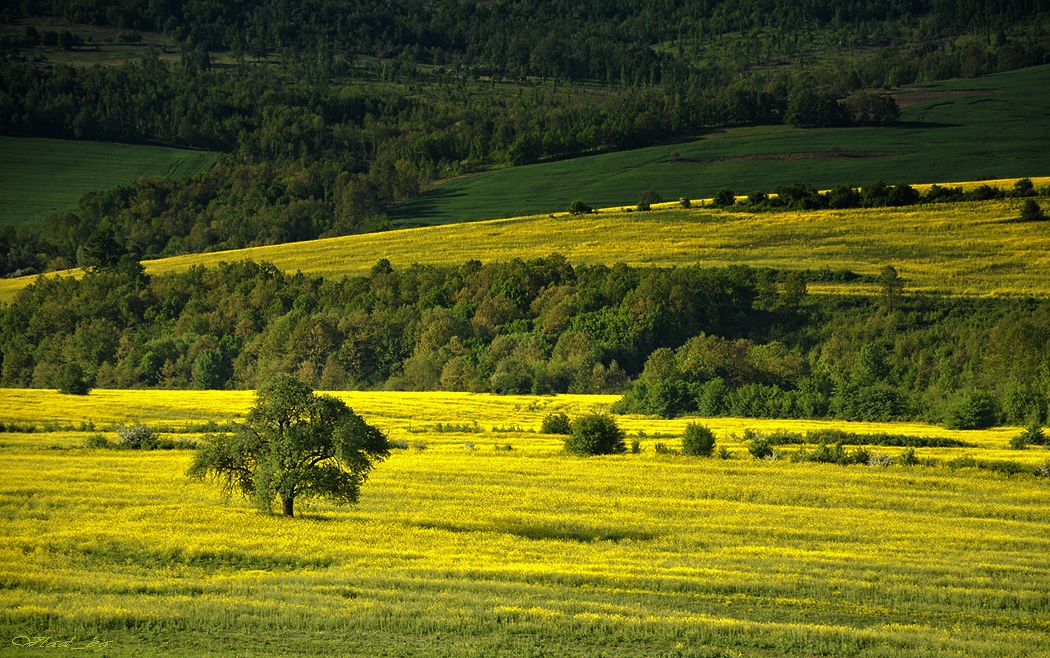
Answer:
top-left (1, 255), bottom-right (1047, 429)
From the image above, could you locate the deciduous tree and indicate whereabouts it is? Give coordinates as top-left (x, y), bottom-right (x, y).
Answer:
top-left (188, 374), bottom-right (389, 517)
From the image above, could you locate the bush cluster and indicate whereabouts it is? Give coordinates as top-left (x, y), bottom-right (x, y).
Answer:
top-left (719, 178), bottom-right (1045, 213)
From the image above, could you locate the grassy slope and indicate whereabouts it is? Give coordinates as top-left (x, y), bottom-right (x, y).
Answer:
top-left (0, 137), bottom-right (217, 231)
top-left (389, 64), bottom-right (1050, 226)
top-left (5, 188), bottom-right (1046, 303)
top-left (1, 389), bottom-right (1047, 657)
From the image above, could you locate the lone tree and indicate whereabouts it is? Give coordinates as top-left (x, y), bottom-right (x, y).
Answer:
top-left (188, 374), bottom-right (389, 517)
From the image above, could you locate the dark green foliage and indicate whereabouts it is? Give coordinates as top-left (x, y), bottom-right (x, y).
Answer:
top-left (3, 254), bottom-right (1049, 431)
top-left (568, 199), bottom-right (593, 215)
top-left (116, 424), bottom-right (157, 448)
top-left (637, 189), bottom-right (662, 212)
top-left (944, 391), bottom-right (1001, 430)
top-left (682, 423), bottom-right (716, 457)
top-left (56, 363), bottom-right (90, 395)
top-left (1018, 199), bottom-right (1046, 222)
top-left (712, 189), bottom-right (736, 208)
top-left (188, 374), bottom-right (389, 517)
top-left (791, 442), bottom-right (871, 465)
top-left (540, 412), bottom-right (572, 435)
top-left (565, 413), bottom-right (626, 456)
top-left (748, 436), bottom-right (774, 459)
top-left (1013, 423), bottom-right (1047, 449)
top-left (83, 434), bottom-right (113, 449)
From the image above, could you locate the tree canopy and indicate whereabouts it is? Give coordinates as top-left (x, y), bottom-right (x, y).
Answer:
top-left (188, 374), bottom-right (389, 517)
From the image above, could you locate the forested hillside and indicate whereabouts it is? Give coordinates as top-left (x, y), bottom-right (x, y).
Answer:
top-left (1, 1), bottom-right (1049, 275)
top-left (2, 256), bottom-right (1047, 429)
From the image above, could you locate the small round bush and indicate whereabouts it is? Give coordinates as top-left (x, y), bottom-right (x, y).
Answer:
top-left (748, 436), bottom-right (773, 459)
top-left (116, 423), bottom-right (157, 448)
top-left (540, 412), bottom-right (572, 435)
top-left (565, 413), bottom-right (626, 455)
top-left (568, 199), bottom-right (592, 215)
top-left (682, 423), bottom-right (716, 456)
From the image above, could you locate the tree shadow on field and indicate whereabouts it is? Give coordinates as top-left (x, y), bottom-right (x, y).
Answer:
top-left (415, 520), bottom-right (660, 544)
top-left (388, 186), bottom-right (471, 227)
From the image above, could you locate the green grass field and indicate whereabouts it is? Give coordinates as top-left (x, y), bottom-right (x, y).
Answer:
top-left (389, 64), bottom-right (1050, 227)
top-left (0, 137), bottom-right (217, 231)
top-left (1, 389), bottom-right (1048, 657)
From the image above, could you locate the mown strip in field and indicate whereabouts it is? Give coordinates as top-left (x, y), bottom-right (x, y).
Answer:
top-left (1, 389), bottom-right (1048, 657)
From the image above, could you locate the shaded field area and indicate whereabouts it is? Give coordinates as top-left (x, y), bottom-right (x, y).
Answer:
top-left (0, 137), bottom-right (217, 230)
top-left (1, 389), bottom-right (1048, 657)
top-left (389, 64), bottom-right (1050, 226)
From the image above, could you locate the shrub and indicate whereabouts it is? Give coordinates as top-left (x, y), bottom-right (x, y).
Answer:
top-left (116, 423), bottom-right (157, 448)
top-left (1020, 423), bottom-right (1047, 446)
top-left (869, 453), bottom-right (894, 467)
top-left (985, 460), bottom-right (1024, 477)
top-left (630, 439), bottom-right (641, 453)
top-left (565, 413), bottom-right (626, 456)
top-left (637, 189), bottom-right (662, 211)
top-left (1009, 433), bottom-right (1029, 450)
top-left (717, 446), bottom-right (733, 459)
top-left (682, 423), bottom-right (716, 457)
top-left (83, 434), bottom-right (113, 449)
top-left (1035, 461), bottom-right (1050, 478)
top-left (568, 199), bottom-right (592, 215)
top-left (897, 447), bottom-right (919, 466)
top-left (1013, 178), bottom-right (1035, 197)
top-left (712, 188), bottom-right (736, 208)
top-left (56, 363), bottom-right (90, 395)
top-left (678, 197), bottom-right (691, 208)
top-left (654, 442), bottom-right (677, 454)
top-left (540, 412), bottom-right (572, 435)
top-left (748, 436), bottom-right (773, 459)
top-left (1018, 199), bottom-right (1046, 222)
top-left (947, 456), bottom-right (978, 469)
top-left (944, 391), bottom-right (1000, 430)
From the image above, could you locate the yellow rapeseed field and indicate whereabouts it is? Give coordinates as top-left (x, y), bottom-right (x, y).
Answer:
top-left (1, 177), bottom-right (1048, 303)
top-left (2, 389), bottom-right (1048, 656)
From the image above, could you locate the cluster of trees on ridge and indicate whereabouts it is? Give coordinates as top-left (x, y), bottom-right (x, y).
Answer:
top-left (2, 255), bottom-right (1047, 430)
top-left (1, 2), bottom-right (1049, 276)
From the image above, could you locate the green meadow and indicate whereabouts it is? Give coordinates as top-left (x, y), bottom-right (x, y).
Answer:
top-left (389, 64), bottom-right (1050, 227)
top-left (0, 137), bottom-right (216, 231)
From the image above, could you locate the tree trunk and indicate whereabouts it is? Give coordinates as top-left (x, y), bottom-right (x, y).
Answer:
top-left (282, 496), bottom-right (294, 517)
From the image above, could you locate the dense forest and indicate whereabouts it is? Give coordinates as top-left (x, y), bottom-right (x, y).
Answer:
top-left (1, 1), bottom-right (1050, 275)
top-left (2, 256), bottom-right (1047, 429)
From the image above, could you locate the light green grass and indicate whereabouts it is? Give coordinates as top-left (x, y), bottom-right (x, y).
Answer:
top-left (390, 64), bottom-right (1050, 226)
top-left (0, 137), bottom-right (217, 231)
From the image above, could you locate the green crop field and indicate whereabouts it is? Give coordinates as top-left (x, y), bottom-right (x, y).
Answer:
top-left (389, 64), bottom-right (1050, 227)
top-left (0, 137), bottom-right (217, 231)
top-left (1, 389), bottom-right (1047, 657)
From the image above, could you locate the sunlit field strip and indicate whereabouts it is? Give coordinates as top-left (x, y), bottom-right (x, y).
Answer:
top-left (1, 178), bottom-right (1048, 304)
top-left (0, 388), bottom-right (1028, 450)
top-left (1, 392), bottom-right (1048, 657)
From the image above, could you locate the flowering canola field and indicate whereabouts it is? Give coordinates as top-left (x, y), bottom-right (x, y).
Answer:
top-left (1, 389), bottom-right (1049, 657)
top-left (2, 181), bottom-right (1049, 304)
